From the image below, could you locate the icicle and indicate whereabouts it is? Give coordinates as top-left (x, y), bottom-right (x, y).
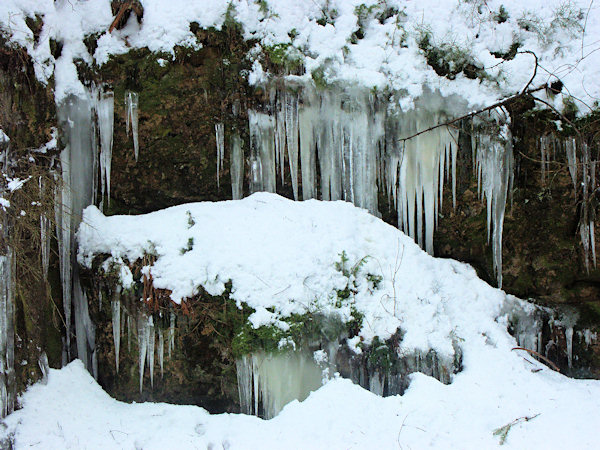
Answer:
top-left (0, 251), bottom-right (15, 418)
top-left (148, 316), bottom-right (155, 388)
top-left (236, 355), bottom-right (253, 415)
top-left (158, 329), bottom-right (164, 378)
top-left (397, 96), bottom-right (457, 254)
top-left (39, 178), bottom-right (50, 280)
top-left (97, 91), bottom-right (114, 206)
top-left (231, 133), bottom-right (244, 200)
top-left (215, 122), bottom-right (225, 188)
top-left (299, 89), bottom-right (317, 200)
top-left (168, 311), bottom-right (175, 359)
top-left (40, 213), bottom-right (50, 280)
top-left (137, 312), bottom-right (149, 393)
top-left (473, 118), bottom-right (513, 287)
top-left (38, 352), bottom-right (49, 385)
top-left (57, 93), bottom-right (97, 373)
top-left (565, 138), bottom-right (577, 190)
top-left (125, 91), bottom-right (140, 161)
top-left (283, 91), bottom-right (300, 200)
top-left (127, 314), bottom-right (132, 353)
top-left (111, 288), bottom-right (121, 373)
top-left (369, 372), bottom-right (385, 396)
top-left (248, 110), bottom-right (276, 193)
top-left (566, 327), bottom-right (574, 369)
top-left (235, 351), bottom-right (322, 419)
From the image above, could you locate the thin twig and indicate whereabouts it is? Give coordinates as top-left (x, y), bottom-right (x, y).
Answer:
top-left (398, 85), bottom-right (547, 143)
top-left (511, 347), bottom-right (561, 372)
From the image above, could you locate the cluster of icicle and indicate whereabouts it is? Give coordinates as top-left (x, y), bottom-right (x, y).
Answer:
top-left (236, 340), bottom-right (458, 419)
top-left (110, 292), bottom-right (175, 392)
top-left (540, 135), bottom-right (597, 272)
top-left (472, 115), bottom-right (514, 287)
top-left (55, 85), bottom-right (141, 378)
top-left (215, 83), bottom-right (514, 285)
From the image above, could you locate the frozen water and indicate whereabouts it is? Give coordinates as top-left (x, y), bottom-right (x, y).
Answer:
top-left (236, 351), bottom-right (322, 419)
top-left (111, 291), bottom-right (121, 373)
top-left (97, 90), bottom-right (114, 205)
top-left (566, 327), bottom-right (574, 369)
top-left (38, 352), bottom-right (49, 385)
top-left (230, 133), bottom-right (244, 200)
top-left (137, 312), bottom-right (150, 393)
top-left (158, 329), bottom-right (164, 378)
top-left (148, 317), bottom-right (155, 389)
top-left (474, 118), bottom-right (514, 287)
top-left (215, 122), bottom-right (225, 188)
top-left (565, 138), bottom-right (577, 190)
top-left (168, 311), bottom-right (175, 359)
top-left (0, 252), bottom-right (15, 418)
top-left (125, 91), bottom-right (140, 161)
top-left (248, 111), bottom-right (276, 193)
top-left (56, 93), bottom-right (97, 371)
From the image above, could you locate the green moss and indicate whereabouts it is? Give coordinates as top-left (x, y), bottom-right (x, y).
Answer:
top-left (417, 28), bottom-right (486, 81)
top-left (367, 336), bottom-right (394, 372)
top-left (263, 43), bottom-right (303, 72)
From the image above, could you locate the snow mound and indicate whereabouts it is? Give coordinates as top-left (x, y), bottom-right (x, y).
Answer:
top-left (78, 192), bottom-right (509, 357)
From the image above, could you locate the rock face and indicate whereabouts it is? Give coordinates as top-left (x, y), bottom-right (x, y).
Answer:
top-left (1, 24), bottom-right (599, 413)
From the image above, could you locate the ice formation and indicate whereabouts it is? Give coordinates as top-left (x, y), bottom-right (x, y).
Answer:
top-left (236, 351), bottom-right (322, 419)
top-left (111, 292), bottom-right (121, 373)
top-left (579, 140), bottom-right (596, 271)
top-left (125, 91), bottom-right (140, 161)
top-left (230, 133), bottom-right (244, 200)
top-left (168, 312), bottom-right (175, 359)
top-left (158, 329), bottom-right (164, 378)
top-left (236, 341), bottom-right (459, 418)
top-left (136, 312), bottom-right (156, 392)
top-left (56, 93), bottom-right (98, 375)
top-left (97, 90), bottom-right (114, 205)
top-left (0, 251), bottom-right (15, 418)
top-left (215, 122), bottom-right (225, 188)
top-left (541, 136), bottom-right (596, 271)
top-left (243, 84), bottom-right (516, 277)
top-left (473, 118), bottom-right (514, 288)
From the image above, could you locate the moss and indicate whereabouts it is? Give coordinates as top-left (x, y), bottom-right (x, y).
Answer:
top-left (262, 43), bottom-right (303, 72)
top-left (417, 29), bottom-right (487, 81)
top-left (367, 336), bottom-right (394, 372)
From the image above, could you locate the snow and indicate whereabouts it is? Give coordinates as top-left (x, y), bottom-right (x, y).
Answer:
top-left (78, 192), bottom-right (504, 353)
top-left (1, 0), bottom-right (599, 111)
top-left (2, 353), bottom-right (600, 449)
top-left (0, 194), bottom-right (598, 446)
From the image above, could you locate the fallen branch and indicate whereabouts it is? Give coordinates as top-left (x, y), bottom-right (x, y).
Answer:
top-left (108, 2), bottom-right (131, 34)
top-left (493, 413), bottom-right (540, 445)
top-left (511, 347), bottom-right (561, 373)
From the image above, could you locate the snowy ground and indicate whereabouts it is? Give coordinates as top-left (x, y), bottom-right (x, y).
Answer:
top-left (1, 355), bottom-right (599, 449)
top-left (2, 193), bottom-right (600, 449)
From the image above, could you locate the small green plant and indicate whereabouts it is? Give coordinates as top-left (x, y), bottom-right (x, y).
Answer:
top-left (186, 210), bottom-right (195, 228)
top-left (180, 237), bottom-right (194, 254)
top-left (495, 5), bottom-right (509, 23)
top-left (417, 27), bottom-right (484, 80)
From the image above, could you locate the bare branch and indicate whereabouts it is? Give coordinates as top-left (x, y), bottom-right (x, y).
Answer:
top-left (398, 84), bottom-right (547, 143)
